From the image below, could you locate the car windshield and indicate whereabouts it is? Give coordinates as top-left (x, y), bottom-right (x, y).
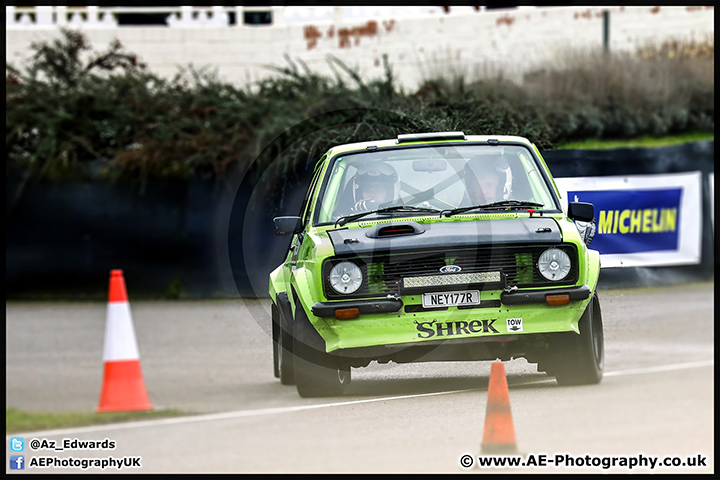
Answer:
top-left (314, 144), bottom-right (559, 225)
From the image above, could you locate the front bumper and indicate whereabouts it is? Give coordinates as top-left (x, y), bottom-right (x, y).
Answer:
top-left (309, 285), bottom-right (593, 354)
top-left (312, 285), bottom-right (590, 317)
top-left (500, 285), bottom-right (590, 305)
top-left (312, 298), bottom-right (403, 317)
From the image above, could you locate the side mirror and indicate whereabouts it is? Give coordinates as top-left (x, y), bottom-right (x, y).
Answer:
top-left (273, 216), bottom-right (303, 236)
top-left (568, 202), bottom-right (594, 223)
top-left (568, 202), bottom-right (596, 247)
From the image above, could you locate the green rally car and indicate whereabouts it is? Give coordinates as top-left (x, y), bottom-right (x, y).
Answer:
top-left (270, 132), bottom-right (603, 397)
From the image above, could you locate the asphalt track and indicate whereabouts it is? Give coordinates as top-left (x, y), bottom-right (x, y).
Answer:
top-left (5, 282), bottom-right (714, 473)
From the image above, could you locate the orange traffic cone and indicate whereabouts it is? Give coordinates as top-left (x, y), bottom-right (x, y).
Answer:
top-left (96, 269), bottom-right (153, 413)
top-left (481, 362), bottom-right (517, 454)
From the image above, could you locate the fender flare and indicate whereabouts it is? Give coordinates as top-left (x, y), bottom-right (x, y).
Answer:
top-left (587, 248), bottom-right (601, 292)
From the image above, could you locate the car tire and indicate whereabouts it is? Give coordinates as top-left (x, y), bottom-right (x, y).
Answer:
top-left (278, 296), bottom-right (296, 385)
top-left (293, 301), bottom-right (350, 398)
top-left (551, 293), bottom-right (604, 386)
top-left (271, 303), bottom-right (280, 378)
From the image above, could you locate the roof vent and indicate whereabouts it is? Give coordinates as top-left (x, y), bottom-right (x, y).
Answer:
top-left (397, 131), bottom-right (466, 143)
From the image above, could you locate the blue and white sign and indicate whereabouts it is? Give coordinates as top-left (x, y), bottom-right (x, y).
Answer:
top-left (555, 172), bottom-right (702, 268)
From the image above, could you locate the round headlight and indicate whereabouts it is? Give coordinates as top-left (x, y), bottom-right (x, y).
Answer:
top-left (329, 261), bottom-right (363, 294)
top-left (537, 248), bottom-right (571, 281)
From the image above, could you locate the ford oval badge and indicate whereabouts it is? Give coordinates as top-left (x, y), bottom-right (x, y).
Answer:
top-left (440, 265), bottom-right (462, 274)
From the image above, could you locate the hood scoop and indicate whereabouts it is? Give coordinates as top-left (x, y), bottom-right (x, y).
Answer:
top-left (365, 222), bottom-right (425, 238)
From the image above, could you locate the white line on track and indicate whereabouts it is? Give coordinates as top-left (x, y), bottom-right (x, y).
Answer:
top-left (7, 359), bottom-right (712, 439)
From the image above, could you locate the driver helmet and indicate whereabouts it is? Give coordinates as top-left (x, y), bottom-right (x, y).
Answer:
top-left (463, 154), bottom-right (511, 203)
top-left (352, 162), bottom-right (400, 204)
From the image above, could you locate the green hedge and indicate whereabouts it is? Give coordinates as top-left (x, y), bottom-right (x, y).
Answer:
top-left (6, 28), bottom-right (714, 188)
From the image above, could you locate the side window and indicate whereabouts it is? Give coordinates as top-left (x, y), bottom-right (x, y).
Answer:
top-left (299, 157), bottom-right (326, 227)
top-left (329, 165), bottom-right (358, 219)
top-left (316, 157), bottom-right (350, 224)
top-left (518, 151), bottom-right (556, 209)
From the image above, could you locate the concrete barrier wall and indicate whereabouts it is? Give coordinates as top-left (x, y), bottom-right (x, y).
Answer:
top-left (6, 6), bottom-right (714, 92)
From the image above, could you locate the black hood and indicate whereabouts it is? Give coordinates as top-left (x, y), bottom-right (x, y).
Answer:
top-left (327, 217), bottom-right (562, 257)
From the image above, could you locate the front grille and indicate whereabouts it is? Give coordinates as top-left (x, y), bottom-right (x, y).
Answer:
top-left (322, 244), bottom-right (579, 299)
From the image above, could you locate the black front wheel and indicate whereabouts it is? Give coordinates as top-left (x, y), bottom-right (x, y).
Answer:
top-left (271, 303), bottom-right (280, 379)
top-left (292, 301), bottom-right (350, 398)
top-left (550, 293), bottom-right (604, 386)
top-left (278, 299), bottom-right (295, 385)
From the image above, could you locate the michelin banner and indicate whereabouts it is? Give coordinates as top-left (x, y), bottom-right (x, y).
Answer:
top-left (554, 172), bottom-right (702, 268)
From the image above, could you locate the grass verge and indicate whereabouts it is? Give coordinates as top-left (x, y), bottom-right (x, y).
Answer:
top-left (6, 407), bottom-right (191, 435)
top-left (556, 131), bottom-right (714, 149)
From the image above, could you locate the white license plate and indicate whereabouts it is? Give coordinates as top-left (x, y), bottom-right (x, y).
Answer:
top-left (422, 290), bottom-right (480, 308)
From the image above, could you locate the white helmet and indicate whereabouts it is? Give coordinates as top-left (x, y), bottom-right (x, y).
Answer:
top-left (352, 162), bottom-right (400, 204)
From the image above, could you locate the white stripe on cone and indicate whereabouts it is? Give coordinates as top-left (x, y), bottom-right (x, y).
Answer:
top-left (103, 301), bottom-right (141, 361)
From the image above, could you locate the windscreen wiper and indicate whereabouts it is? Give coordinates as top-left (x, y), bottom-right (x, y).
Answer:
top-left (335, 205), bottom-right (442, 227)
top-left (441, 200), bottom-right (545, 218)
